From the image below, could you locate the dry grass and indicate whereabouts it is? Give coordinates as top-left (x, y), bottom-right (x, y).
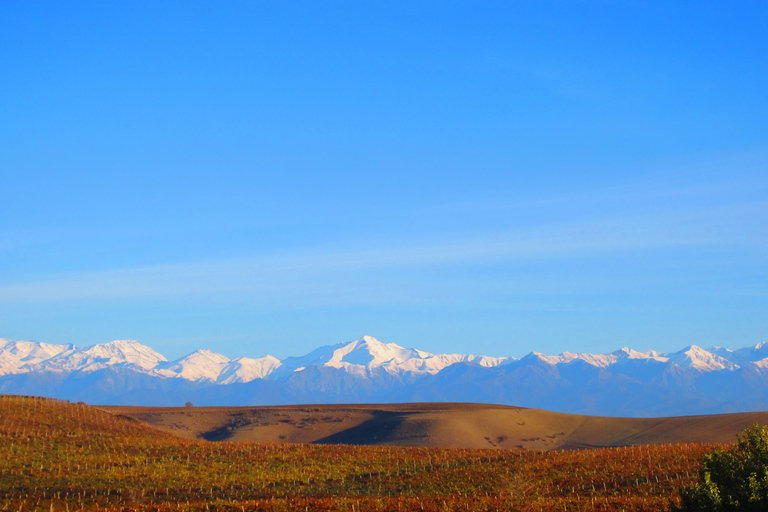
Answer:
top-left (107, 402), bottom-right (768, 450)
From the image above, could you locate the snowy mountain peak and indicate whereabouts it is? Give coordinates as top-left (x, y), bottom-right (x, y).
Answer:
top-left (217, 355), bottom-right (282, 384)
top-left (354, 335), bottom-right (411, 353)
top-left (331, 336), bottom-right (420, 368)
top-left (0, 339), bottom-right (75, 375)
top-left (717, 341), bottom-right (768, 367)
top-left (709, 346), bottom-right (735, 362)
top-left (271, 336), bottom-right (507, 379)
top-left (668, 345), bottom-right (738, 371)
top-left (523, 352), bottom-right (561, 365)
top-left (178, 349), bottom-right (231, 364)
top-left (159, 350), bottom-right (231, 382)
top-left (359, 335), bottom-right (389, 345)
top-left (24, 339), bottom-right (166, 373)
top-left (97, 339), bottom-right (148, 349)
top-left (82, 340), bottom-right (167, 368)
top-left (610, 347), bottom-right (668, 362)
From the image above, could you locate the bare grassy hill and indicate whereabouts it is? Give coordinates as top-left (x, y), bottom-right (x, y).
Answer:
top-left (105, 402), bottom-right (768, 450)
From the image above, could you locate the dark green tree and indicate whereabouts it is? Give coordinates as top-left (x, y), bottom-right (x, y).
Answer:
top-left (673, 424), bottom-right (768, 511)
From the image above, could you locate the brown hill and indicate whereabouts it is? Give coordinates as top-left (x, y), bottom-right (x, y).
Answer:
top-left (104, 402), bottom-right (768, 450)
top-left (0, 395), bottom-right (176, 441)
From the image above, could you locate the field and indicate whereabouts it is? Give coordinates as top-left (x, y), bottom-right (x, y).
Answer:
top-left (0, 396), bottom-right (726, 512)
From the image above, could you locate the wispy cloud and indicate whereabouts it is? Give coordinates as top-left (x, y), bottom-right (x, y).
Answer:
top-left (1, 200), bottom-right (763, 304)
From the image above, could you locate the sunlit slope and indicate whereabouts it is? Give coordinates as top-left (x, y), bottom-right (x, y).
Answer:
top-left (107, 402), bottom-right (768, 450)
top-left (0, 394), bottom-right (174, 441)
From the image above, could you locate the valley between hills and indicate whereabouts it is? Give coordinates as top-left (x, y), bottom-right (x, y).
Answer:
top-left (106, 402), bottom-right (768, 451)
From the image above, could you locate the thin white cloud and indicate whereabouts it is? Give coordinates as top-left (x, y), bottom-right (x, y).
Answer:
top-left (0, 201), bottom-right (764, 303)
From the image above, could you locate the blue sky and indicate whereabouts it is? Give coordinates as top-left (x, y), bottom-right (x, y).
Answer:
top-left (1, 1), bottom-right (766, 360)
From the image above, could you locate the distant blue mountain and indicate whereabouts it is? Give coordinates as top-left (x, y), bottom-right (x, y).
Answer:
top-left (2, 335), bottom-right (767, 416)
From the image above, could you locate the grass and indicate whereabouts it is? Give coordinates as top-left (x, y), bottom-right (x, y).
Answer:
top-left (0, 395), bottom-right (717, 511)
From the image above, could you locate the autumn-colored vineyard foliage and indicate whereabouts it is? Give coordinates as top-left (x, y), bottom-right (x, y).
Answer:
top-left (1, 395), bottom-right (718, 512)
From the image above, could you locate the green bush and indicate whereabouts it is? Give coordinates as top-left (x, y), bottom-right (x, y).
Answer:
top-left (673, 424), bottom-right (768, 511)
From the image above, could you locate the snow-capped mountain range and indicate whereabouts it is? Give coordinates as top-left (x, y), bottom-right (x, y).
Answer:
top-left (2, 335), bottom-right (767, 417)
top-left (0, 336), bottom-right (507, 383)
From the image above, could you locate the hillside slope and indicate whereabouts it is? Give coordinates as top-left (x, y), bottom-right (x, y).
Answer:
top-left (106, 402), bottom-right (768, 450)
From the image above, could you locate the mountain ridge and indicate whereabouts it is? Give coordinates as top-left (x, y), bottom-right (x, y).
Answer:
top-left (1, 336), bottom-right (767, 416)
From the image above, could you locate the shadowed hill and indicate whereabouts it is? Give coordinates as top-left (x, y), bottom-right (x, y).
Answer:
top-left (6, 395), bottom-right (762, 450)
top-left (106, 402), bottom-right (768, 450)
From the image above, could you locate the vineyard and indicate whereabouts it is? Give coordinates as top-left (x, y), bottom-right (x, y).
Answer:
top-left (1, 395), bottom-right (717, 512)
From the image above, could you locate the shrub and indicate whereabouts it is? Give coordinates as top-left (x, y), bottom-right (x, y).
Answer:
top-left (673, 424), bottom-right (768, 511)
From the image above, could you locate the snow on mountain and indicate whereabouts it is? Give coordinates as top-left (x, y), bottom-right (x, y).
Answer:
top-left (322, 335), bottom-right (470, 375)
top-left (270, 343), bottom-right (342, 379)
top-left (32, 340), bottom-right (167, 373)
top-left (717, 342), bottom-right (768, 367)
top-left (158, 350), bottom-right (231, 382)
top-left (666, 345), bottom-right (738, 372)
top-left (611, 347), bottom-right (669, 363)
top-left (526, 352), bottom-right (569, 366)
top-left (0, 338), bottom-right (75, 375)
top-left (473, 355), bottom-right (514, 367)
top-left (709, 346), bottom-right (736, 362)
top-left (217, 356), bottom-right (282, 384)
top-left (2, 336), bottom-right (759, 382)
top-left (272, 335), bottom-right (511, 379)
top-left (524, 347), bottom-right (668, 368)
top-left (3, 335), bottom-right (768, 416)
top-left (326, 336), bottom-right (418, 368)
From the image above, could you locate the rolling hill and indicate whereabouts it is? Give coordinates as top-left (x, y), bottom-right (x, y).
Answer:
top-left (106, 402), bottom-right (768, 450)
